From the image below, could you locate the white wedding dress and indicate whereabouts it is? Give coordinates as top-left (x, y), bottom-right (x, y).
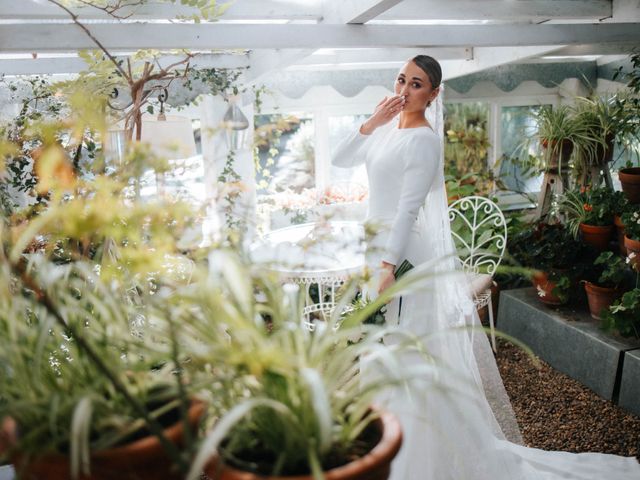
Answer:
top-left (332, 110), bottom-right (640, 479)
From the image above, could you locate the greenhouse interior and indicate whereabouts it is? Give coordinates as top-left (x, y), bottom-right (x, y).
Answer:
top-left (1, 1), bottom-right (640, 479)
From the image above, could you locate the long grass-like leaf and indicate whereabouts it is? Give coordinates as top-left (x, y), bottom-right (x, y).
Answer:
top-left (187, 398), bottom-right (296, 480)
top-left (300, 368), bottom-right (332, 454)
top-left (71, 396), bottom-right (93, 479)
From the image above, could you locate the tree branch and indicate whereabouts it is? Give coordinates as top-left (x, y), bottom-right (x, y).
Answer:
top-left (47, 0), bottom-right (129, 81)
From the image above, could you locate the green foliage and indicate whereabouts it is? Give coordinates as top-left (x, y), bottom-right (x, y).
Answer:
top-left (0, 258), bottom-right (183, 466)
top-left (621, 209), bottom-right (640, 241)
top-left (445, 172), bottom-right (477, 202)
top-left (573, 94), bottom-right (640, 166)
top-left (533, 104), bottom-right (600, 174)
top-left (253, 114), bottom-right (301, 191)
top-left (184, 252), bottom-right (440, 479)
top-left (550, 272), bottom-right (571, 304)
top-left (508, 222), bottom-right (587, 272)
top-left (559, 186), bottom-right (616, 235)
top-left (0, 76), bottom-right (102, 218)
top-left (444, 103), bottom-right (493, 194)
top-left (602, 288), bottom-right (640, 338)
top-left (594, 251), bottom-right (628, 288)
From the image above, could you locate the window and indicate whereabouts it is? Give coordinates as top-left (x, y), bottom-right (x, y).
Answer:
top-left (497, 105), bottom-right (544, 195)
top-left (254, 113), bottom-right (315, 195)
top-left (327, 114), bottom-right (369, 190)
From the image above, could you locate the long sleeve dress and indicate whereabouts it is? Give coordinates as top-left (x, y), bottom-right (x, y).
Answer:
top-left (332, 118), bottom-right (640, 480)
top-left (332, 120), bottom-right (441, 269)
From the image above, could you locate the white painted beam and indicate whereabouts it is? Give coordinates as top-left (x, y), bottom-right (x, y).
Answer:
top-left (544, 43), bottom-right (640, 58)
top-left (296, 47), bottom-right (473, 65)
top-left (0, 0), bottom-right (323, 21)
top-left (323, 0), bottom-right (404, 24)
top-left (1, 23), bottom-right (639, 52)
top-left (443, 46), bottom-right (565, 81)
top-left (245, 49), bottom-right (312, 82)
top-left (611, 0), bottom-right (640, 21)
top-left (377, 0), bottom-right (612, 22)
top-left (0, 53), bottom-right (250, 76)
top-left (246, 0), bottom-right (403, 83)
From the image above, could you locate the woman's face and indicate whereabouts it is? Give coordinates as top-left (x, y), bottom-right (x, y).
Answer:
top-left (394, 60), bottom-right (439, 113)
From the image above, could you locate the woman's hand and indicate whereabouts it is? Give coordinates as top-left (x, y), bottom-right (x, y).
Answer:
top-left (360, 96), bottom-right (406, 135)
top-left (377, 261), bottom-right (396, 296)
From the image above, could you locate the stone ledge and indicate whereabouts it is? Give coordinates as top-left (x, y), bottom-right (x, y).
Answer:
top-left (497, 288), bottom-right (640, 404)
top-left (619, 348), bottom-right (640, 417)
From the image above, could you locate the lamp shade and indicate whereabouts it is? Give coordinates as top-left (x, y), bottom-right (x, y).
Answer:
top-left (140, 114), bottom-right (197, 159)
top-left (223, 103), bottom-right (249, 131)
top-left (103, 128), bottom-right (127, 164)
top-left (223, 103), bottom-right (250, 150)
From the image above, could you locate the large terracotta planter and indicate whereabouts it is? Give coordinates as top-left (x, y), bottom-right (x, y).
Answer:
top-left (619, 167), bottom-right (640, 204)
top-left (614, 215), bottom-right (627, 256)
top-left (624, 235), bottom-right (640, 270)
top-left (206, 410), bottom-right (402, 480)
top-left (579, 223), bottom-right (614, 251)
top-left (2, 401), bottom-right (205, 480)
top-left (532, 271), bottom-right (567, 306)
top-left (583, 281), bottom-right (624, 321)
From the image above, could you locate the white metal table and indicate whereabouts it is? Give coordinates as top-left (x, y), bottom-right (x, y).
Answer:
top-left (251, 221), bottom-right (366, 327)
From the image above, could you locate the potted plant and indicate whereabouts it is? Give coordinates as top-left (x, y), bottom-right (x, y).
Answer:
top-left (0, 252), bottom-right (206, 480)
top-left (508, 222), bottom-right (586, 306)
top-left (583, 251), bottom-right (628, 320)
top-left (174, 251), bottom-right (443, 480)
top-left (534, 105), bottom-right (580, 174)
top-left (572, 95), bottom-right (636, 168)
top-left (621, 209), bottom-right (640, 269)
top-left (619, 165), bottom-right (640, 204)
top-left (601, 253), bottom-right (640, 338)
top-left (560, 187), bottom-right (616, 251)
top-left (526, 105), bottom-right (598, 218)
top-left (613, 52), bottom-right (640, 203)
top-left (612, 192), bottom-right (630, 254)
top-left (0, 78), bottom-right (209, 479)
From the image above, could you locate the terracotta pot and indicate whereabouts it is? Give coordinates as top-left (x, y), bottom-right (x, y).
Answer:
top-left (2, 401), bottom-right (205, 480)
top-left (583, 281), bottom-right (624, 321)
top-left (593, 136), bottom-right (615, 165)
top-left (579, 223), bottom-right (614, 251)
top-left (619, 167), bottom-right (640, 204)
top-left (541, 139), bottom-right (573, 171)
top-left (624, 235), bottom-right (640, 270)
top-left (206, 410), bottom-right (402, 480)
top-left (614, 215), bottom-right (627, 256)
top-left (531, 271), bottom-right (567, 306)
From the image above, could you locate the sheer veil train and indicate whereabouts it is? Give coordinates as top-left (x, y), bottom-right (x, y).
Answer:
top-left (367, 86), bottom-right (640, 480)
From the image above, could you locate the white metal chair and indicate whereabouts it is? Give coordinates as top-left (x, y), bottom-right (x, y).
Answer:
top-left (448, 196), bottom-right (507, 352)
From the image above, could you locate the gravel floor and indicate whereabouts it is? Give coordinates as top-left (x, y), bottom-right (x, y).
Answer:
top-left (495, 338), bottom-right (640, 460)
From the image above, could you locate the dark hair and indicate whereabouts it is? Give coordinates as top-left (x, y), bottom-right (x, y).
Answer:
top-left (411, 55), bottom-right (442, 89)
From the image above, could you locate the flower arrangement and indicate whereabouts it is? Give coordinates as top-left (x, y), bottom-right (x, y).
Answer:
top-left (318, 183), bottom-right (368, 205)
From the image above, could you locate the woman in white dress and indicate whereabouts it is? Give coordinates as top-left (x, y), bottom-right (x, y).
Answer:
top-left (332, 55), bottom-right (640, 480)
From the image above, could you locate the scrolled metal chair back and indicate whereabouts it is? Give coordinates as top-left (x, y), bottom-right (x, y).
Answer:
top-left (448, 196), bottom-right (507, 276)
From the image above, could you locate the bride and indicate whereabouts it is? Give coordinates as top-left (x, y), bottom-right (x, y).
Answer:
top-left (332, 55), bottom-right (640, 479)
